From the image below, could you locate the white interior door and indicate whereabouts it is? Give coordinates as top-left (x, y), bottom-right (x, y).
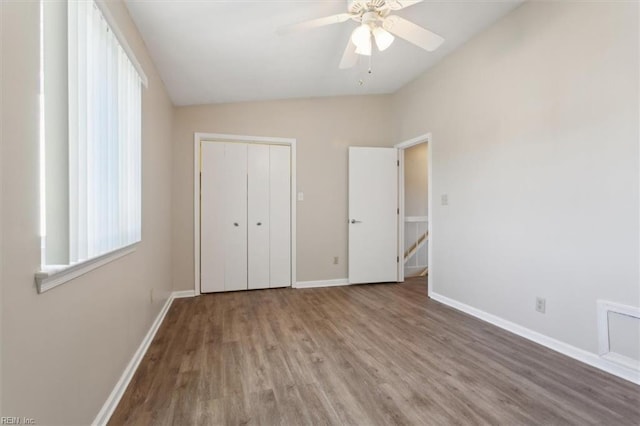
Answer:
top-left (269, 145), bottom-right (291, 288)
top-left (248, 144), bottom-right (270, 290)
top-left (348, 147), bottom-right (399, 284)
top-left (224, 143), bottom-right (248, 291)
top-left (200, 142), bottom-right (226, 293)
top-left (201, 142), bottom-right (248, 293)
top-left (200, 140), bottom-right (292, 293)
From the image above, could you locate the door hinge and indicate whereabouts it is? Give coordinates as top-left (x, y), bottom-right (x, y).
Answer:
top-left (397, 207), bottom-right (399, 214)
top-left (397, 160), bottom-right (400, 166)
top-left (397, 256), bottom-right (399, 263)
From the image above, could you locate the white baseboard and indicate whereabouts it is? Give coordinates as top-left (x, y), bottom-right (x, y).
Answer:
top-left (92, 290), bottom-right (195, 426)
top-left (602, 352), bottom-right (640, 371)
top-left (295, 278), bottom-right (349, 289)
top-left (430, 292), bottom-right (640, 385)
top-left (173, 289), bottom-right (196, 298)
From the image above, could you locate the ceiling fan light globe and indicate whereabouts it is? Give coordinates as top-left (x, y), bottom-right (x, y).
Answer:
top-left (355, 38), bottom-right (372, 56)
top-left (351, 24), bottom-right (371, 49)
top-left (373, 27), bottom-right (394, 51)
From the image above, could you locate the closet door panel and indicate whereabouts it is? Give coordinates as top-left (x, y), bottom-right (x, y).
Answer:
top-left (248, 144), bottom-right (270, 290)
top-left (200, 142), bottom-right (226, 293)
top-left (269, 145), bottom-right (291, 288)
top-left (224, 143), bottom-right (248, 291)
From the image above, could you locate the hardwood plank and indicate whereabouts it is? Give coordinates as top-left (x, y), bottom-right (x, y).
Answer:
top-left (109, 278), bottom-right (640, 425)
top-left (295, 383), bottom-right (342, 425)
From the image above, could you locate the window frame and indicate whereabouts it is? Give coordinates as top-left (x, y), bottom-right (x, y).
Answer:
top-left (35, 0), bottom-right (148, 293)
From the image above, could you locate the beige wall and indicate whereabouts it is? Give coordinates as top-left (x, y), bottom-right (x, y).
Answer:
top-left (1, 1), bottom-right (174, 424)
top-left (404, 143), bottom-right (428, 217)
top-left (172, 96), bottom-right (393, 289)
top-left (392, 1), bottom-right (639, 355)
top-left (0, 1), bottom-right (4, 414)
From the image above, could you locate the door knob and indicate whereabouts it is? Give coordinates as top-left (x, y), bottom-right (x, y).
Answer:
top-left (257, 222), bottom-right (262, 226)
top-left (233, 222), bottom-right (239, 227)
top-left (350, 219), bottom-right (362, 224)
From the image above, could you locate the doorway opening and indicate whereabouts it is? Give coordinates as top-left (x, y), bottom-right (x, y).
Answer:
top-left (396, 133), bottom-right (431, 293)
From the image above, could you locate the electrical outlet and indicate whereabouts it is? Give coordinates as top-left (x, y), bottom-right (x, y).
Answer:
top-left (536, 297), bottom-right (546, 313)
top-left (333, 256), bottom-right (339, 265)
top-left (441, 194), bottom-right (448, 206)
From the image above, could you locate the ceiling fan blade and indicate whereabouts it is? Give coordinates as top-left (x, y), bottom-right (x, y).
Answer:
top-left (385, 0), bottom-right (424, 11)
top-left (383, 15), bottom-right (443, 52)
top-left (277, 13), bottom-right (352, 35)
top-left (339, 39), bottom-right (358, 69)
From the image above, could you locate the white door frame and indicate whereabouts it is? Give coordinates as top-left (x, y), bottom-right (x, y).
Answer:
top-left (193, 132), bottom-right (297, 296)
top-left (395, 133), bottom-right (433, 296)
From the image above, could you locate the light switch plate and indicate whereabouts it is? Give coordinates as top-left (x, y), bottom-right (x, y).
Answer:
top-left (297, 192), bottom-right (304, 201)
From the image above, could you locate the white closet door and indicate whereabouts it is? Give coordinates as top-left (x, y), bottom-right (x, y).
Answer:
top-left (269, 145), bottom-right (291, 288)
top-left (224, 143), bottom-right (248, 291)
top-left (248, 144), bottom-right (270, 289)
top-left (200, 142), bottom-right (226, 293)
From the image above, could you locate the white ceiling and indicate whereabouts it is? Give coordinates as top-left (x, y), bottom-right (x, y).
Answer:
top-left (125, 0), bottom-right (523, 106)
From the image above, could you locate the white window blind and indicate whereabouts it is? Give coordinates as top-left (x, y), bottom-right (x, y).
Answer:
top-left (67, 1), bottom-right (142, 264)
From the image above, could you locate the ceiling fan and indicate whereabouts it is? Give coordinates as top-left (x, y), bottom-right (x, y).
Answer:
top-left (278, 0), bottom-right (444, 69)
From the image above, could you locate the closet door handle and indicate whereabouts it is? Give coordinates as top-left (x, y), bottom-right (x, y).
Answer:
top-left (257, 222), bottom-right (262, 226)
top-left (233, 222), bottom-right (239, 227)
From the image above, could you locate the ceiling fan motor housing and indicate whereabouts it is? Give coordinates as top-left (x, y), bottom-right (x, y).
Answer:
top-left (348, 0), bottom-right (389, 14)
top-left (348, 0), bottom-right (367, 13)
top-left (362, 11), bottom-right (382, 26)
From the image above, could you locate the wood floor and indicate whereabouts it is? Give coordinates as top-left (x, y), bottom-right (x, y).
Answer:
top-left (110, 278), bottom-right (640, 425)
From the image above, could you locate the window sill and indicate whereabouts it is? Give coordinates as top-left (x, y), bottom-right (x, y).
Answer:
top-left (35, 243), bottom-right (138, 294)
